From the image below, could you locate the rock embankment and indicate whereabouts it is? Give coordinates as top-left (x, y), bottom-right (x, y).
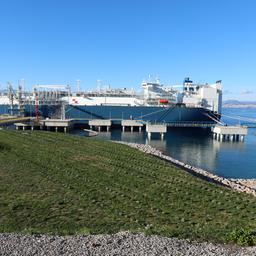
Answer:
top-left (117, 141), bottom-right (256, 197)
top-left (230, 179), bottom-right (256, 190)
top-left (1, 232), bottom-right (256, 256)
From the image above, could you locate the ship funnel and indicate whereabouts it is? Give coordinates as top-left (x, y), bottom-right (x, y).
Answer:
top-left (215, 80), bottom-right (222, 90)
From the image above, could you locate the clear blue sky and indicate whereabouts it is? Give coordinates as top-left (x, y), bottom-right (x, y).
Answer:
top-left (0, 0), bottom-right (255, 100)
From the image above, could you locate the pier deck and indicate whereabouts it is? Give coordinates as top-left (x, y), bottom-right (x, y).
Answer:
top-left (212, 125), bottom-right (248, 142)
top-left (7, 116), bottom-right (219, 141)
top-left (121, 120), bottom-right (144, 132)
top-left (146, 123), bottom-right (167, 140)
top-left (14, 122), bottom-right (40, 131)
top-left (88, 119), bottom-right (111, 132)
top-left (40, 119), bottom-right (74, 132)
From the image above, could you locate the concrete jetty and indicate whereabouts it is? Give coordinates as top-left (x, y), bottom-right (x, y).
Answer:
top-left (212, 125), bottom-right (248, 142)
top-left (88, 119), bottom-right (111, 132)
top-left (40, 119), bottom-right (74, 133)
top-left (146, 123), bottom-right (167, 140)
top-left (11, 117), bottom-right (237, 143)
top-left (121, 120), bottom-right (144, 132)
top-left (14, 122), bottom-right (40, 131)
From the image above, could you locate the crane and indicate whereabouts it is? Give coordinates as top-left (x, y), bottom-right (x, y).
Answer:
top-left (7, 82), bottom-right (25, 117)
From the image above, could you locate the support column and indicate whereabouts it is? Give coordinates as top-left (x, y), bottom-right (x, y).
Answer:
top-left (161, 133), bottom-right (164, 140)
top-left (240, 135), bottom-right (244, 142)
top-left (107, 126), bottom-right (110, 132)
top-left (23, 126), bottom-right (25, 131)
top-left (230, 135), bottom-right (234, 141)
top-left (64, 127), bottom-right (67, 133)
top-left (55, 127), bottom-right (58, 132)
top-left (98, 126), bottom-right (101, 132)
top-left (122, 126), bottom-right (125, 132)
top-left (220, 134), bottom-right (224, 141)
top-left (90, 125), bottom-right (93, 130)
top-left (131, 126), bottom-right (133, 133)
top-left (147, 132), bottom-right (151, 140)
top-left (31, 126), bottom-right (34, 131)
top-left (139, 126), bottom-right (142, 133)
top-left (16, 126), bottom-right (19, 130)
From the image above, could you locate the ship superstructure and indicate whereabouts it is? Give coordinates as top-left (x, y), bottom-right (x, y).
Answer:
top-left (182, 77), bottom-right (222, 114)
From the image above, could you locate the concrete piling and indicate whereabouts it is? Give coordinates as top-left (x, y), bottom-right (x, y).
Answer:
top-left (146, 123), bottom-right (167, 140)
top-left (121, 120), bottom-right (143, 133)
top-left (39, 119), bottom-right (74, 133)
top-left (88, 120), bottom-right (111, 133)
top-left (212, 125), bottom-right (248, 142)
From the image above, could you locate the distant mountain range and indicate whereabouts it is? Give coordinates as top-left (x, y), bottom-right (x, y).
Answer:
top-left (223, 100), bottom-right (256, 105)
top-left (223, 100), bottom-right (256, 108)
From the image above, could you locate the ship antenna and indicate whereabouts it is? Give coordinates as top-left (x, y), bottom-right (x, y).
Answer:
top-left (97, 79), bottom-right (102, 92)
top-left (156, 75), bottom-right (160, 84)
top-left (76, 79), bottom-right (81, 92)
top-left (19, 78), bottom-right (25, 92)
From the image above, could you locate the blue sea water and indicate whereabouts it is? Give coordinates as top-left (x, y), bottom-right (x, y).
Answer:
top-left (84, 108), bottom-right (256, 179)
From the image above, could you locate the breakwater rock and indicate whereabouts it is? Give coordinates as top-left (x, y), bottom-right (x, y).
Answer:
top-left (116, 141), bottom-right (256, 197)
top-left (230, 179), bottom-right (256, 190)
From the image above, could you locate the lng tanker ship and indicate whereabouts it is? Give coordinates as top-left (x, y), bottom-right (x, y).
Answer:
top-left (0, 78), bottom-right (222, 126)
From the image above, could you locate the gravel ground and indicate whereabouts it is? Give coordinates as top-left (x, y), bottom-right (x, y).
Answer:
top-left (1, 232), bottom-right (256, 256)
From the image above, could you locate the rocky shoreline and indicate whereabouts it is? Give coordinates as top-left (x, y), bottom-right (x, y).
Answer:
top-left (116, 141), bottom-right (256, 197)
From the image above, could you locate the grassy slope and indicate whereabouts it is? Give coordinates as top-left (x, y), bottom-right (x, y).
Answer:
top-left (0, 130), bottom-right (256, 242)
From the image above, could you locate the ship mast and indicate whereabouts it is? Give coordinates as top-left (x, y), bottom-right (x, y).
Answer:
top-left (7, 82), bottom-right (14, 116)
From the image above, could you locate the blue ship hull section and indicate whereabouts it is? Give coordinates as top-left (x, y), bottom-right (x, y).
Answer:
top-left (0, 104), bottom-right (218, 124)
top-left (66, 105), bottom-right (217, 123)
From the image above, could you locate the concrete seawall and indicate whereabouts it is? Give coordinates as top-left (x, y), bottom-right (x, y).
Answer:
top-left (115, 141), bottom-right (256, 197)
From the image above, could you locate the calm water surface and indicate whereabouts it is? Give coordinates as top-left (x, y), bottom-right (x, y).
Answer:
top-left (73, 108), bottom-right (256, 179)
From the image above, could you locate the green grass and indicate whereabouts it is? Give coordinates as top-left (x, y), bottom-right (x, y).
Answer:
top-left (0, 130), bottom-right (256, 243)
